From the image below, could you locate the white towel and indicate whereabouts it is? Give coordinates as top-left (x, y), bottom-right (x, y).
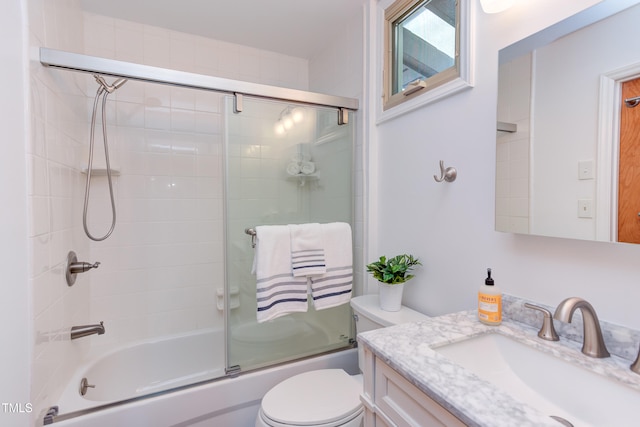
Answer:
top-left (310, 222), bottom-right (353, 310)
top-left (253, 225), bottom-right (308, 323)
top-left (300, 161), bottom-right (315, 175)
top-left (289, 223), bottom-right (326, 277)
top-left (286, 162), bottom-right (301, 176)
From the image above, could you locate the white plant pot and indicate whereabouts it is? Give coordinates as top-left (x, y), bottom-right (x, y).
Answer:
top-left (378, 282), bottom-right (405, 312)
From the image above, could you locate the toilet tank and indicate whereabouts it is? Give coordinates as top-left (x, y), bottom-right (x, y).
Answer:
top-left (350, 295), bottom-right (429, 370)
top-left (351, 294), bottom-right (429, 333)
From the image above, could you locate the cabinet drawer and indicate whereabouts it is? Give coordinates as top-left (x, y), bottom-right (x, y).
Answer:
top-left (374, 358), bottom-right (465, 427)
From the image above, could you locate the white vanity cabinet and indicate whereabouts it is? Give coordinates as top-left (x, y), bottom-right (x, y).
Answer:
top-left (360, 346), bottom-right (466, 427)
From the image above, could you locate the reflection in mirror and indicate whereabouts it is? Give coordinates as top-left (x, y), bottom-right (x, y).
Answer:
top-left (495, 0), bottom-right (640, 244)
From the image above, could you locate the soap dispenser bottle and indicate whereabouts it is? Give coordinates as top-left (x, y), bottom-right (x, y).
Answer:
top-left (478, 268), bottom-right (502, 325)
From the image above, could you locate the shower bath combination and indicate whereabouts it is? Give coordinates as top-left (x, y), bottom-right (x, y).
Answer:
top-left (39, 47), bottom-right (359, 425)
top-left (83, 74), bottom-right (127, 241)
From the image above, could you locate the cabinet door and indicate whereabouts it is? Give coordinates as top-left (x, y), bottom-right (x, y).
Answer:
top-left (373, 413), bottom-right (393, 427)
top-left (374, 358), bottom-right (466, 427)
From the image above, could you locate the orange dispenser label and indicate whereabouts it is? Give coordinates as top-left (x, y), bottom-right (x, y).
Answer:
top-left (478, 292), bottom-right (502, 324)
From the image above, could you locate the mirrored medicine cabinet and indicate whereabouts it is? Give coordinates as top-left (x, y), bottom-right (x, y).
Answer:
top-left (495, 0), bottom-right (640, 245)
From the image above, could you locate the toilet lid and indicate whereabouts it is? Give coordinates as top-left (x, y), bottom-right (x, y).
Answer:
top-left (261, 369), bottom-right (362, 426)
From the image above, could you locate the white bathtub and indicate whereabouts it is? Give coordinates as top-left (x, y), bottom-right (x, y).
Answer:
top-left (53, 327), bottom-right (358, 426)
top-left (55, 328), bottom-right (225, 412)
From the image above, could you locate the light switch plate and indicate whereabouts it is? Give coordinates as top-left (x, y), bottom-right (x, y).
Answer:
top-left (578, 160), bottom-right (594, 180)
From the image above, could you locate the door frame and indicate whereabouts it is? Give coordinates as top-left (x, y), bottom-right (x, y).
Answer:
top-left (597, 62), bottom-right (640, 241)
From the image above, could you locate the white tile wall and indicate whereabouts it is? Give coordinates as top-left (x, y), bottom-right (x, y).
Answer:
top-left (496, 54), bottom-right (532, 235)
top-left (84, 79), bottom-right (225, 352)
top-left (28, 1), bottom-right (91, 419)
top-left (307, 8), bottom-right (364, 295)
top-left (28, 2), bottom-right (311, 418)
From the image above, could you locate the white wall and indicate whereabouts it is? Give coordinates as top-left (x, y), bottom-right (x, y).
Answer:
top-left (0, 0), bottom-right (31, 426)
top-left (367, 0), bottom-right (640, 329)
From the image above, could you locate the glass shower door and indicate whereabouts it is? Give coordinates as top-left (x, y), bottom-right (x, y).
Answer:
top-left (224, 96), bottom-right (355, 372)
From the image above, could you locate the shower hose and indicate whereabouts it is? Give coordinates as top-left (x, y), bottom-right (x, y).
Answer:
top-left (83, 75), bottom-right (126, 241)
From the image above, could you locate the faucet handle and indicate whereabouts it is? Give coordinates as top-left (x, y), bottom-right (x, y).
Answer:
top-left (66, 251), bottom-right (100, 286)
top-left (525, 303), bottom-right (560, 341)
top-left (631, 343), bottom-right (640, 375)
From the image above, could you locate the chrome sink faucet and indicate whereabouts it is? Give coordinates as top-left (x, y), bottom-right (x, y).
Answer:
top-left (553, 297), bottom-right (610, 358)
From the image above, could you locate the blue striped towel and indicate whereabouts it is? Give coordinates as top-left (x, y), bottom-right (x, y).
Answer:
top-left (254, 225), bottom-right (308, 323)
top-left (289, 223), bottom-right (326, 277)
top-left (310, 222), bottom-right (353, 310)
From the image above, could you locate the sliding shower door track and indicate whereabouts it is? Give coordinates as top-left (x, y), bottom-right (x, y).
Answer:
top-left (39, 48), bottom-right (358, 111)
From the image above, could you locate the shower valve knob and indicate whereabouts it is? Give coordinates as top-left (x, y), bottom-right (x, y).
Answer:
top-left (69, 261), bottom-right (100, 274)
top-left (66, 251), bottom-right (100, 286)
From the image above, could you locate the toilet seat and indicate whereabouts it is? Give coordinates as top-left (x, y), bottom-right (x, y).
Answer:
top-left (259, 369), bottom-right (363, 426)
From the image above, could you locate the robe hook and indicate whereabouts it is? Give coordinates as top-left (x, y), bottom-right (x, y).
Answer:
top-left (434, 160), bottom-right (457, 183)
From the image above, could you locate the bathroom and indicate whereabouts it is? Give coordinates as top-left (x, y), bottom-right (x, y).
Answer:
top-left (3, 0), bottom-right (640, 426)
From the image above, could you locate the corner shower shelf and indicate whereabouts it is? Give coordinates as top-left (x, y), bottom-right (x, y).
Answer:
top-left (287, 173), bottom-right (320, 186)
top-left (287, 173), bottom-right (319, 179)
top-left (497, 121), bottom-right (517, 133)
top-left (81, 168), bottom-right (121, 176)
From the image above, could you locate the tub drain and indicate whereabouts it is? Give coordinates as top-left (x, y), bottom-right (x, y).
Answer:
top-left (550, 415), bottom-right (574, 427)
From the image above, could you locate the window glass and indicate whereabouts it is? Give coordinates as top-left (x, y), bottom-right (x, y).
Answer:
top-left (385, 0), bottom-right (459, 110)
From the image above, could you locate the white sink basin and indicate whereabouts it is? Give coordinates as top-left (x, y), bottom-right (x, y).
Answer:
top-left (435, 333), bottom-right (640, 427)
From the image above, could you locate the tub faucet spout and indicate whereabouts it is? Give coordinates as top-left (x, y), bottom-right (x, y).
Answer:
top-left (553, 297), bottom-right (610, 358)
top-left (70, 321), bottom-right (105, 340)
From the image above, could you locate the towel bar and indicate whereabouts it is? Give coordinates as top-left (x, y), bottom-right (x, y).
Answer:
top-left (245, 228), bottom-right (257, 248)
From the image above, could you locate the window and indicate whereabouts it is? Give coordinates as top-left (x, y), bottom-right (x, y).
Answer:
top-left (384, 0), bottom-right (460, 111)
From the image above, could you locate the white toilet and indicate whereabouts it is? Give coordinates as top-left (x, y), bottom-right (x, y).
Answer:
top-left (255, 294), bottom-right (429, 427)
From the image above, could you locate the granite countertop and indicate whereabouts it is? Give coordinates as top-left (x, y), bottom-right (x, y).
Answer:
top-left (357, 310), bottom-right (640, 427)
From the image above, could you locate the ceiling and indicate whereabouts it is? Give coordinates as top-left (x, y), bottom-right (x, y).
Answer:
top-left (80, 0), bottom-right (366, 59)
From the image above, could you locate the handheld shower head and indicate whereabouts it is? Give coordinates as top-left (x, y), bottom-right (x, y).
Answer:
top-left (112, 78), bottom-right (128, 90)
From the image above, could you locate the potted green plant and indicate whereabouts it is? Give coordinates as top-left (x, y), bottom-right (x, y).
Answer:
top-left (366, 254), bottom-right (421, 311)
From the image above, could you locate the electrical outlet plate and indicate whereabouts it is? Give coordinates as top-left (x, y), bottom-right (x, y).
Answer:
top-left (578, 199), bottom-right (593, 218)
